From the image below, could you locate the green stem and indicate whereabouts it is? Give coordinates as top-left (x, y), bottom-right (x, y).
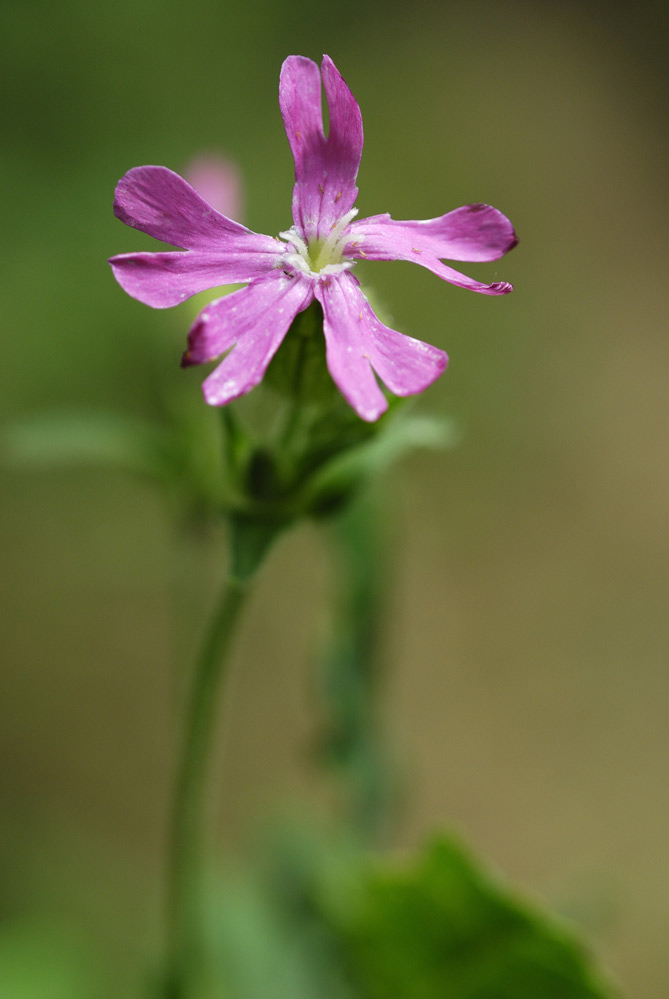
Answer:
top-left (319, 493), bottom-right (395, 843)
top-left (163, 572), bottom-right (248, 997)
top-left (162, 513), bottom-right (281, 998)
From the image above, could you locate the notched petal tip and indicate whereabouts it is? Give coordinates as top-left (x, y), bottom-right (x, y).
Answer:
top-left (358, 395), bottom-right (389, 423)
top-left (181, 311), bottom-right (221, 367)
top-left (456, 204), bottom-right (518, 261)
top-left (281, 51), bottom-right (363, 240)
top-left (432, 348), bottom-right (450, 375)
top-left (320, 53), bottom-right (345, 86)
top-left (316, 273), bottom-right (448, 420)
top-left (281, 53), bottom-right (319, 73)
top-left (112, 165), bottom-right (166, 227)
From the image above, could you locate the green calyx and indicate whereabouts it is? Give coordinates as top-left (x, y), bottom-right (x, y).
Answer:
top-left (263, 300), bottom-right (340, 407)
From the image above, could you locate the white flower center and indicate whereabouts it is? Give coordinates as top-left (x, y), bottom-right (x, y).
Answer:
top-left (279, 209), bottom-right (358, 277)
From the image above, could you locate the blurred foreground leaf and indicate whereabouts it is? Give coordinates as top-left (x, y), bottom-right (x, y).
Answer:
top-left (203, 827), bottom-right (616, 999)
top-left (304, 411), bottom-right (459, 516)
top-left (1, 407), bottom-right (226, 513)
top-left (2, 411), bottom-right (171, 476)
top-left (324, 835), bottom-right (616, 999)
top-left (0, 919), bottom-right (100, 999)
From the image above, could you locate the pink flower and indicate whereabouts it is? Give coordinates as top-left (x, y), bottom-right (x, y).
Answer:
top-left (183, 153), bottom-right (244, 221)
top-left (109, 56), bottom-right (517, 422)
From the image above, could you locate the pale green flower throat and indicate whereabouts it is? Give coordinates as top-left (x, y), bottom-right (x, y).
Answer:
top-left (279, 208), bottom-right (358, 277)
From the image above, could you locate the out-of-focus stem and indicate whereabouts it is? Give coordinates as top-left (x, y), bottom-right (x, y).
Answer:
top-left (163, 572), bottom-right (248, 998)
top-left (319, 493), bottom-right (395, 842)
top-left (163, 515), bottom-right (279, 998)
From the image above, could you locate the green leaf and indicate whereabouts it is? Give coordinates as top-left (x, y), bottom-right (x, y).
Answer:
top-left (303, 411), bottom-right (458, 515)
top-left (324, 836), bottom-right (617, 999)
top-left (191, 825), bottom-right (617, 999)
top-left (205, 869), bottom-right (350, 999)
top-left (1, 410), bottom-right (172, 479)
top-left (0, 919), bottom-right (100, 999)
top-left (1, 406), bottom-right (229, 515)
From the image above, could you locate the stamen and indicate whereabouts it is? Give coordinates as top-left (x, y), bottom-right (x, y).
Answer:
top-left (278, 209), bottom-right (359, 276)
top-left (278, 227), bottom-right (309, 259)
top-left (327, 208), bottom-right (358, 248)
top-left (312, 209), bottom-right (359, 272)
top-left (318, 260), bottom-right (355, 275)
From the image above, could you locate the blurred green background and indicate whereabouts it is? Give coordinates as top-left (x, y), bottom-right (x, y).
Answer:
top-left (1, 0), bottom-right (667, 994)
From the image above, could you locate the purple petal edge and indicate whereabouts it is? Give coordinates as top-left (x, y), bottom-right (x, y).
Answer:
top-left (113, 165), bottom-right (272, 252)
top-left (182, 272), bottom-right (314, 406)
top-left (279, 55), bottom-right (363, 241)
top-left (347, 206), bottom-right (517, 294)
top-left (109, 247), bottom-right (281, 308)
top-left (315, 272), bottom-right (447, 421)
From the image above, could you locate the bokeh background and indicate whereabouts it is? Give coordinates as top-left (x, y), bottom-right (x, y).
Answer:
top-left (2, 0), bottom-right (667, 994)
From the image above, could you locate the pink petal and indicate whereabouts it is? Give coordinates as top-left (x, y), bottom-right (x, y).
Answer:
top-left (279, 55), bottom-right (363, 242)
top-left (113, 165), bottom-right (275, 253)
top-left (109, 247), bottom-right (282, 308)
top-left (315, 273), bottom-right (447, 421)
top-left (348, 207), bottom-right (516, 295)
top-left (184, 273), bottom-right (313, 406)
top-left (356, 205), bottom-right (517, 262)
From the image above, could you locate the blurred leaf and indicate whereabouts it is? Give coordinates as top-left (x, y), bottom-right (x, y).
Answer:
top-left (205, 871), bottom-right (350, 999)
top-left (201, 824), bottom-right (615, 999)
top-left (2, 406), bottom-right (230, 516)
top-left (304, 411), bottom-right (459, 515)
top-left (0, 919), bottom-right (100, 999)
top-left (1, 410), bottom-right (173, 480)
top-left (323, 835), bottom-right (617, 999)
top-left (199, 825), bottom-right (356, 999)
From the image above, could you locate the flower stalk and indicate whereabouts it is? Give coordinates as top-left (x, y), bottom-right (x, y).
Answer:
top-left (163, 516), bottom-right (280, 998)
top-left (318, 493), bottom-right (394, 841)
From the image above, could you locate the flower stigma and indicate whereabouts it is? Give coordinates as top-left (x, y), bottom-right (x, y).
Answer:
top-left (279, 208), bottom-right (358, 277)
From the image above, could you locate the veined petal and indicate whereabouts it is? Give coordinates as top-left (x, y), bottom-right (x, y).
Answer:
top-left (113, 165), bottom-right (277, 253)
top-left (348, 207), bottom-right (516, 294)
top-left (352, 205), bottom-right (517, 262)
top-left (109, 247), bottom-right (282, 308)
top-left (279, 55), bottom-right (363, 242)
top-left (315, 273), bottom-right (447, 421)
top-left (320, 56), bottom-right (364, 222)
top-left (184, 273), bottom-right (313, 406)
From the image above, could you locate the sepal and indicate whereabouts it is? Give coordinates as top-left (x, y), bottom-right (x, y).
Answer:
top-left (263, 300), bottom-right (341, 408)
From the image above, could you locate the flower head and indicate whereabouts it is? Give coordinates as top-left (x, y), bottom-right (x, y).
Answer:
top-left (109, 55), bottom-right (517, 422)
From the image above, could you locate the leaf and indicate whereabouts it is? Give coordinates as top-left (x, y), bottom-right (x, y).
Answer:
top-left (0, 919), bottom-right (100, 999)
top-left (1, 410), bottom-right (173, 481)
top-left (1, 407), bottom-right (229, 514)
top-left (303, 411), bottom-right (459, 515)
top-left (323, 836), bottom-right (617, 999)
